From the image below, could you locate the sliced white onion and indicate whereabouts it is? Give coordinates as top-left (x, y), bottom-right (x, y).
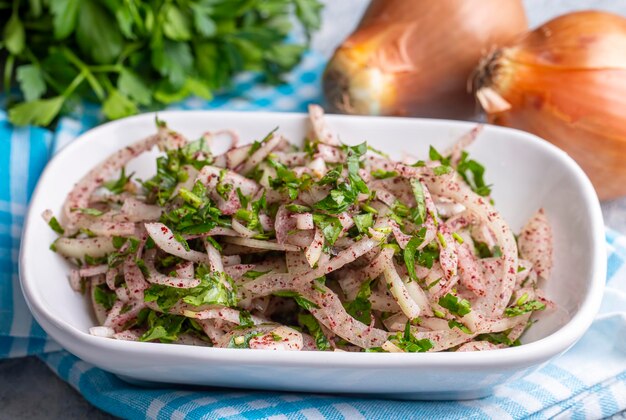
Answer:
top-left (389, 220), bottom-right (411, 249)
top-left (457, 341), bottom-right (500, 352)
top-left (225, 144), bottom-right (253, 169)
top-left (224, 264), bottom-right (255, 279)
top-left (437, 224), bottom-right (458, 281)
top-left (286, 251), bottom-right (309, 275)
top-left (124, 259), bottom-right (149, 299)
top-left (285, 230), bottom-right (314, 248)
top-left (274, 205), bottom-right (296, 244)
top-left (240, 134), bottom-right (283, 175)
top-left (293, 237), bottom-right (378, 287)
top-left (105, 267), bottom-right (119, 290)
top-left (445, 125), bottom-right (483, 167)
top-left (79, 264), bottom-right (109, 277)
top-left (373, 188), bottom-right (397, 207)
top-left (308, 157), bottom-right (327, 179)
top-left (259, 214), bottom-right (274, 232)
top-left (221, 255), bottom-right (241, 266)
top-left (144, 250), bottom-right (200, 289)
top-left (424, 174), bottom-right (518, 316)
top-left (299, 284), bottom-right (389, 349)
top-left (518, 208), bottom-right (553, 280)
top-left (295, 213), bottom-right (314, 230)
top-left (382, 341), bottom-right (404, 353)
top-left (55, 237), bottom-right (116, 259)
top-left (457, 243), bottom-right (486, 297)
top-left (63, 134), bottom-right (160, 229)
top-left (308, 104), bottom-right (341, 146)
top-left (382, 261), bottom-right (421, 320)
top-left (113, 329), bottom-right (144, 341)
top-left (120, 198), bottom-right (162, 221)
top-left (89, 326), bottom-right (115, 338)
top-left (145, 223), bottom-right (209, 264)
top-left (86, 221), bottom-right (136, 237)
top-left (184, 305), bottom-right (265, 325)
top-left (175, 261), bottom-right (195, 279)
top-left (305, 227), bottom-right (324, 268)
top-left (231, 218), bottom-right (256, 238)
top-left (223, 237), bottom-right (300, 252)
top-left (273, 151), bottom-right (308, 167)
top-left (89, 281), bottom-right (108, 324)
top-left (205, 240), bottom-right (224, 273)
top-left (249, 326), bottom-right (304, 351)
top-left (315, 143), bottom-right (344, 162)
top-left (41, 209), bottom-right (54, 224)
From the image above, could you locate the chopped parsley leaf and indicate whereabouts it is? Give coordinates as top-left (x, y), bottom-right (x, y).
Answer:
top-left (353, 213), bottom-right (373, 234)
top-left (268, 159), bottom-right (304, 200)
top-left (371, 169), bottom-right (398, 179)
top-left (273, 291), bottom-right (319, 311)
top-left (103, 167), bottom-right (134, 195)
top-left (228, 330), bottom-right (263, 349)
top-left (504, 300), bottom-right (546, 317)
top-left (298, 313), bottom-right (331, 350)
top-left (344, 279), bottom-right (373, 324)
top-left (238, 310), bottom-right (255, 327)
top-left (144, 266), bottom-right (237, 311)
top-left (48, 216), bottom-right (64, 235)
top-left (429, 146), bottom-right (451, 165)
top-left (457, 151), bottom-right (492, 197)
top-left (438, 293), bottom-right (472, 317)
top-left (433, 165), bottom-right (452, 176)
top-left (312, 213), bottom-right (343, 246)
top-left (448, 319), bottom-right (472, 334)
top-left (285, 204), bottom-right (311, 213)
top-left (76, 208), bottom-right (104, 216)
top-left (243, 269), bottom-right (271, 279)
top-left (391, 322), bottom-right (433, 352)
top-left (404, 228), bottom-right (427, 282)
top-left (139, 311), bottom-right (186, 343)
top-left (409, 178), bottom-right (426, 225)
top-left (93, 284), bottom-right (117, 310)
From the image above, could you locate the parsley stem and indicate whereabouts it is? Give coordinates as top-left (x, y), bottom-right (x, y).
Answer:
top-left (179, 188), bottom-right (204, 208)
top-left (117, 42), bottom-right (144, 64)
top-left (437, 232), bottom-right (447, 248)
top-left (61, 72), bottom-right (86, 99)
top-left (90, 65), bottom-right (123, 73)
top-left (60, 47), bottom-right (105, 100)
top-left (23, 47), bottom-right (64, 95)
top-left (4, 55), bottom-right (14, 95)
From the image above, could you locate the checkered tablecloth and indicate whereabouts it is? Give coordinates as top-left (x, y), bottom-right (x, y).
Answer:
top-left (2, 52), bottom-right (626, 419)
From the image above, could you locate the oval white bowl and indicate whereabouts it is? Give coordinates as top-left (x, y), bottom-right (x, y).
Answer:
top-left (19, 111), bottom-right (605, 400)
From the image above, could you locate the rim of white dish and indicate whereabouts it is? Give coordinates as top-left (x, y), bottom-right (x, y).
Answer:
top-left (19, 111), bottom-right (606, 369)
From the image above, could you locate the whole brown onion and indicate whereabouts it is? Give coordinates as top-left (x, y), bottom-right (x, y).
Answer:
top-left (473, 11), bottom-right (626, 199)
top-left (323, 0), bottom-right (528, 120)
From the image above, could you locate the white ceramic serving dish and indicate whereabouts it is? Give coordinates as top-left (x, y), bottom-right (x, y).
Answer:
top-left (20, 111), bottom-right (605, 400)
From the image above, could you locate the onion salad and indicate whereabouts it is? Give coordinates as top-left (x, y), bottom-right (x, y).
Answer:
top-left (45, 106), bottom-right (553, 352)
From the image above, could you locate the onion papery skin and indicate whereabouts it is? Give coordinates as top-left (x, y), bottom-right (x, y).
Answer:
top-left (475, 11), bottom-right (626, 199)
top-left (323, 0), bottom-right (528, 120)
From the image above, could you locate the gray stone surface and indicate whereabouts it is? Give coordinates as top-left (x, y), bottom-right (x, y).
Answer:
top-left (0, 357), bottom-right (115, 419)
top-left (3, 1), bottom-right (625, 418)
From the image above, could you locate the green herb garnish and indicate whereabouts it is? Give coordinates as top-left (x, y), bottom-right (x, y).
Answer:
top-left (298, 313), bottom-right (331, 351)
top-left (438, 293), bottom-right (472, 317)
top-left (48, 216), bottom-right (64, 235)
top-left (504, 300), bottom-right (546, 317)
top-left (273, 291), bottom-right (319, 311)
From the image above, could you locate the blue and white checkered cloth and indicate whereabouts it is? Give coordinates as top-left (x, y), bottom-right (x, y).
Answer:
top-left (2, 52), bottom-right (626, 419)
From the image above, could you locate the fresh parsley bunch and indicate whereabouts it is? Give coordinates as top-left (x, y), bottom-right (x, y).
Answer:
top-left (1, 0), bottom-right (323, 126)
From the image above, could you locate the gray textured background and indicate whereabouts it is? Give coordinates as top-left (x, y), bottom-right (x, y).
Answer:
top-left (3, 1), bottom-right (626, 418)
